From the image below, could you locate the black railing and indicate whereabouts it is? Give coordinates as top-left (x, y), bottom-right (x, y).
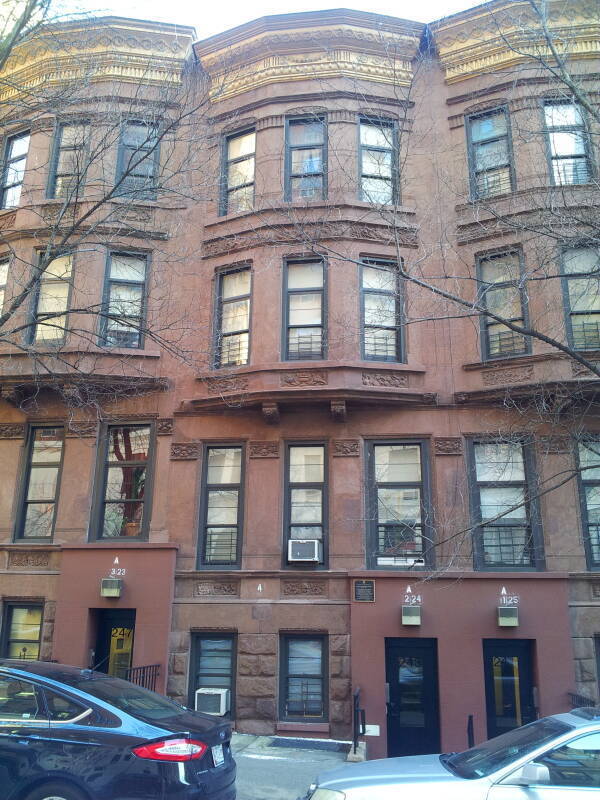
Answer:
top-left (568, 691), bottom-right (596, 709)
top-left (288, 331), bottom-right (323, 360)
top-left (572, 319), bottom-right (600, 351)
top-left (482, 525), bottom-right (534, 567)
top-left (126, 663), bottom-right (160, 692)
top-left (487, 328), bottom-right (527, 357)
top-left (352, 687), bottom-right (366, 755)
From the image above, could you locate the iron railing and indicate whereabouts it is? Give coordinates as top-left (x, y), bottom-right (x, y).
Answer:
top-left (572, 319), bottom-right (600, 351)
top-left (568, 691), bottom-right (596, 709)
top-left (288, 331), bottom-right (323, 360)
top-left (352, 687), bottom-right (366, 755)
top-left (126, 663), bottom-right (160, 692)
top-left (481, 525), bottom-right (534, 567)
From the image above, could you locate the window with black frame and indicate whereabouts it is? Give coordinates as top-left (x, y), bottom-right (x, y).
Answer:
top-left (49, 122), bottom-right (88, 199)
top-left (101, 253), bottom-right (147, 348)
top-left (280, 635), bottom-right (326, 721)
top-left (562, 246), bottom-right (600, 351)
top-left (16, 427), bottom-right (64, 540)
top-left (97, 425), bottom-right (150, 539)
top-left (367, 442), bottom-right (428, 569)
top-left (1, 131), bottom-right (29, 208)
top-left (0, 257), bottom-right (8, 314)
top-left (544, 101), bottom-right (592, 186)
top-left (361, 259), bottom-right (402, 361)
top-left (222, 130), bottom-right (255, 215)
top-left (31, 253), bottom-right (72, 344)
top-left (471, 442), bottom-right (540, 569)
top-left (467, 108), bottom-right (513, 199)
top-left (577, 439), bottom-right (600, 568)
top-left (1, 605), bottom-right (43, 660)
top-left (214, 268), bottom-right (251, 367)
top-left (359, 117), bottom-right (396, 204)
top-left (285, 117), bottom-right (326, 201)
top-left (478, 251), bottom-right (528, 358)
top-left (116, 121), bottom-right (159, 199)
top-left (198, 446), bottom-right (243, 567)
top-left (190, 634), bottom-right (235, 716)
top-left (284, 260), bottom-right (325, 360)
top-left (285, 444), bottom-right (326, 565)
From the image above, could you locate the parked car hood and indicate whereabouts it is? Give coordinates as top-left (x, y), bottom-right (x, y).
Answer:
top-left (317, 754), bottom-right (464, 790)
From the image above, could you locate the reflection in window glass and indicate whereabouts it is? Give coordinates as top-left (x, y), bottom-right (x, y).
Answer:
top-left (19, 427), bottom-right (64, 538)
top-left (1, 131), bottom-right (30, 208)
top-left (223, 131), bottom-right (255, 214)
top-left (537, 733), bottom-right (600, 787)
top-left (200, 447), bottom-right (243, 566)
top-left (282, 636), bottom-right (325, 720)
top-left (286, 117), bottom-right (326, 201)
top-left (102, 253), bottom-right (147, 349)
top-left (359, 118), bottom-right (395, 204)
top-left (361, 260), bottom-right (402, 361)
top-left (50, 123), bottom-right (88, 198)
top-left (467, 108), bottom-right (513, 198)
top-left (215, 268), bottom-right (251, 367)
top-left (32, 254), bottom-right (72, 343)
top-left (578, 439), bottom-right (600, 566)
top-left (544, 101), bottom-right (591, 185)
top-left (286, 445), bottom-right (325, 560)
top-left (478, 252), bottom-right (527, 358)
top-left (2, 606), bottom-right (42, 661)
top-left (285, 261), bottom-right (325, 360)
top-left (192, 635), bottom-right (235, 716)
top-left (100, 426), bottom-right (150, 538)
top-left (562, 247), bottom-right (600, 350)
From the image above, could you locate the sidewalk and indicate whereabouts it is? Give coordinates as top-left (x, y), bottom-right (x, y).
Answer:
top-left (232, 733), bottom-right (350, 800)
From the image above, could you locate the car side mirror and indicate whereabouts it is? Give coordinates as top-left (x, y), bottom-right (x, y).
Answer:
top-left (515, 762), bottom-right (550, 785)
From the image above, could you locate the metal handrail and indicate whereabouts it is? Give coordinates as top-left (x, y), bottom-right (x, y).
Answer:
top-left (126, 663), bottom-right (160, 692)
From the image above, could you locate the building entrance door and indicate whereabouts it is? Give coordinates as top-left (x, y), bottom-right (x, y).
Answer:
top-left (94, 609), bottom-right (136, 679)
top-left (483, 639), bottom-right (536, 739)
top-left (385, 638), bottom-right (440, 757)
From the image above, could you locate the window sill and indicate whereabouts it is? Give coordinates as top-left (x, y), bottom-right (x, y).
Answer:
top-left (276, 721), bottom-right (330, 734)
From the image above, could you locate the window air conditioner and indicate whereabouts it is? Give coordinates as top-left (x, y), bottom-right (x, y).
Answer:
top-left (194, 688), bottom-right (230, 716)
top-left (288, 539), bottom-right (322, 562)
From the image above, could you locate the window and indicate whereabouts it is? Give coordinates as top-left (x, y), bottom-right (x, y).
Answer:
top-left (31, 253), bottom-right (72, 343)
top-left (366, 442), bottom-right (431, 569)
top-left (198, 446), bottom-right (243, 567)
top-left (116, 120), bottom-right (160, 200)
top-left (280, 635), bottom-right (327, 721)
top-left (96, 425), bottom-right (151, 539)
top-left (544, 101), bottom-right (592, 186)
top-left (49, 122), bottom-right (88, 199)
top-left (44, 689), bottom-right (90, 723)
top-left (214, 268), bottom-right (251, 367)
top-left (470, 442), bottom-right (543, 569)
top-left (359, 118), bottom-right (396, 204)
top-left (0, 257), bottom-right (8, 313)
top-left (285, 117), bottom-right (326, 201)
top-left (284, 260), bottom-right (325, 360)
top-left (477, 251), bottom-right (528, 358)
top-left (577, 439), bottom-right (600, 568)
top-left (361, 259), bottom-right (402, 361)
top-left (1, 131), bottom-right (30, 208)
top-left (561, 246), bottom-right (600, 350)
top-left (16, 427), bottom-right (64, 539)
top-left (0, 677), bottom-right (43, 721)
top-left (1, 605), bottom-right (43, 660)
top-left (534, 732), bottom-right (600, 788)
top-left (467, 108), bottom-right (513, 198)
top-left (190, 634), bottom-right (235, 716)
top-left (285, 444), bottom-right (326, 564)
top-left (101, 252), bottom-right (147, 348)
top-left (222, 130), bottom-right (255, 215)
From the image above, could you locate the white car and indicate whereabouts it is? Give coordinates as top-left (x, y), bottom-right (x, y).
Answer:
top-left (304, 707), bottom-right (600, 799)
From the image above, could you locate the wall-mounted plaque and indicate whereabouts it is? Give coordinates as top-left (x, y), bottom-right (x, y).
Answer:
top-left (353, 579), bottom-right (375, 602)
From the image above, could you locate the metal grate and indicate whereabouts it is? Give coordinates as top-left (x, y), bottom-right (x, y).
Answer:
top-left (288, 331), bottom-right (323, 359)
top-left (204, 527), bottom-right (237, 563)
top-left (376, 524), bottom-right (423, 561)
top-left (488, 329), bottom-right (527, 356)
top-left (218, 336), bottom-right (248, 366)
top-left (365, 331), bottom-right (398, 359)
top-left (572, 319), bottom-right (600, 350)
top-left (481, 525), bottom-right (534, 566)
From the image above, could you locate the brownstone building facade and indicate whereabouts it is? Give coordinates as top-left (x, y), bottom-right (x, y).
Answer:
top-left (0, 2), bottom-right (599, 759)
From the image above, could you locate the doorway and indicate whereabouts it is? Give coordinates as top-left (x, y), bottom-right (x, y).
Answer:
top-left (385, 638), bottom-right (440, 757)
top-left (483, 639), bottom-right (536, 739)
top-left (94, 609), bottom-right (136, 679)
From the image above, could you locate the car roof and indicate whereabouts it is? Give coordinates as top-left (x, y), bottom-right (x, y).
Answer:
top-left (0, 659), bottom-right (108, 687)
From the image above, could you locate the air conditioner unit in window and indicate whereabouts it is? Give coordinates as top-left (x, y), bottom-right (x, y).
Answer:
top-left (288, 539), bottom-right (322, 562)
top-left (376, 556), bottom-right (425, 567)
top-left (195, 688), bottom-right (230, 716)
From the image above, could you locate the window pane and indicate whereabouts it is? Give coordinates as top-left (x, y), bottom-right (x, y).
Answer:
top-left (227, 185), bottom-right (253, 213)
top-left (549, 131), bottom-right (586, 157)
top-left (105, 465), bottom-right (145, 501)
top-left (579, 442), bottom-right (600, 480)
top-left (227, 157), bottom-right (255, 188)
top-left (53, 176), bottom-right (78, 197)
top-left (364, 293), bottom-right (396, 326)
top-left (35, 316), bottom-right (67, 341)
top-left (361, 177), bottom-right (393, 204)
top-left (108, 284), bottom-right (143, 320)
top-left (289, 446), bottom-right (324, 483)
top-left (60, 124), bottom-right (87, 147)
top-left (205, 528), bottom-right (237, 562)
top-left (9, 607), bottom-right (42, 640)
top-left (228, 132), bottom-right (255, 160)
top-left (102, 502), bottom-right (143, 537)
top-left (288, 639), bottom-right (322, 674)
top-left (31, 429), bottom-right (63, 463)
top-left (0, 260), bottom-right (8, 285)
top-left (56, 149), bottom-right (81, 174)
top-left (9, 133), bottom-right (30, 159)
top-left (45, 690), bottom-right (86, 722)
top-left (365, 327), bottom-right (397, 358)
top-left (553, 158), bottom-right (590, 185)
top-left (360, 123), bottom-right (393, 148)
top-left (206, 490), bottom-right (239, 525)
top-left (3, 185), bottom-right (21, 207)
top-left (110, 255), bottom-right (146, 282)
top-left (206, 448), bottom-right (241, 484)
top-left (484, 286), bottom-right (522, 318)
top-left (474, 443), bottom-right (525, 482)
top-left (479, 486), bottom-right (526, 520)
top-left (27, 467), bottom-right (58, 501)
top-left (42, 255), bottom-right (72, 281)
top-left (37, 282), bottom-right (69, 315)
top-left (378, 487), bottom-right (421, 523)
top-left (585, 485), bottom-right (600, 521)
top-left (222, 270), bottom-right (250, 299)
top-left (476, 166), bottom-right (511, 197)
top-left (107, 426), bottom-right (149, 462)
top-left (289, 121), bottom-right (324, 146)
top-left (362, 265), bottom-right (395, 291)
top-left (475, 138), bottom-right (509, 170)
top-left (291, 148), bottom-right (323, 174)
top-left (287, 262), bottom-right (323, 289)
top-left (538, 733), bottom-right (600, 788)
top-left (219, 332), bottom-right (248, 366)
top-left (221, 299), bottom-right (249, 333)
top-left (470, 113), bottom-right (507, 142)
top-left (374, 444), bottom-right (421, 482)
top-left (568, 278), bottom-right (600, 312)
top-left (23, 503), bottom-right (55, 537)
top-left (288, 327), bottom-right (322, 358)
top-left (563, 247), bottom-right (599, 275)
top-left (291, 175), bottom-right (323, 200)
top-left (289, 293), bottom-right (322, 325)
top-left (6, 158), bottom-right (26, 186)
top-left (480, 254), bottom-right (520, 284)
top-left (198, 639), bottom-right (233, 675)
top-left (545, 103), bottom-right (582, 128)
top-left (362, 148), bottom-right (392, 177)
top-left (291, 488), bottom-right (322, 523)
top-left (0, 679), bottom-right (41, 717)
top-left (487, 323), bottom-right (526, 355)
top-left (124, 122), bottom-right (157, 148)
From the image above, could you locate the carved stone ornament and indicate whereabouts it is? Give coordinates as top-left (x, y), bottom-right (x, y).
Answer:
top-left (481, 365), bottom-right (534, 386)
top-left (362, 372), bottom-right (409, 388)
top-left (333, 439), bottom-right (360, 457)
top-left (8, 551), bottom-right (50, 568)
top-left (0, 211), bottom-right (16, 230)
top-left (262, 402), bottom-right (280, 424)
top-left (195, 581), bottom-right (239, 597)
top-left (249, 441), bottom-right (280, 458)
top-left (170, 442), bottom-right (201, 460)
top-left (572, 361), bottom-right (600, 378)
top-left (280, 370), bottom-right (328, 387)
top-left (282, 580), bottom-right (326, 596)
top-left (156, 418), bottom-right (174, 435)
top-left (206, 376), bottom-right (249, 395)
top-left (538, 436), bottom-right (571, 455)
top-left (65, 422), bottom-right (97, 438)
top-left (434, 437), bottom-right (463, 456)
top-left (0, 423), bottom-right (25, 438)
top-left (331, 400), bottom-right (347, 422)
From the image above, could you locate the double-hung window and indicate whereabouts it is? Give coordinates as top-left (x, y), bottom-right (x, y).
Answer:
top-left (280, 635), bottom-right (327, 721)
top-left (367, 442), bottom-right (430, 569)
top-left (198, 446), bottom-right (243, 567)
top-left (222, 130), bottom-right (255, 215)
top-left (1, 131), bottom-right (30, 208)
top-left (361, 259), bottom-right (402, 361)
top-left (285, 117), bottom-right (326, 201)
top-left (31, 253), bottom-right (72, 343)
top-left (467, 108), bottom-right (513, 198)
top-left (284, 260), bottom-right (325, 360)
top-left (471, 441), bottom-right (542, 569)
top-left (49, 122), bottom-right (88, 199)
top-left (96, 425), bottom-right (151, 539)
top-left (359, 117), bottom-right (396, 204)
top-left (101, 252), bottom-right (147, 348)
top-left (478, 251), bottom-right (528, 358)
top-left (577, 439), bottom-right (600, 568)
top-left (561, 246), bottom-right (600, 350)
top-left (0, 257), bottom-right (8, 313)
top-left (190, 634), bottom-right (236, 715)
top-left (285, 445), bottom-right (326, 565)
top-left (544, 101), bottom-right (591, 186)
top-left (16, 427), bottom-right (64, 539)
top-left (116, 120), bottom-right (159, 199)
top-left (215, 268), bottom-right (251, 367)
top-left (1, 605), bottom-right (43, 660)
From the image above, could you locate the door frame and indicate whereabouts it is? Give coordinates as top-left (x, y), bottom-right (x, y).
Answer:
top-left (483, 638), bottom-right (536, 740)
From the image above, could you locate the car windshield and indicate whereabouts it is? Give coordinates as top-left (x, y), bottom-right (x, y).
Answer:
top-left (72, 675), bottom-right (185, 721)
top-left (448, 718), bottom-right (573, 779)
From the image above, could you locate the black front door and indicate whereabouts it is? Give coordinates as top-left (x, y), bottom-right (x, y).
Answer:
top-left (483, 639), bottom-right (536, 739)
top-left (94, 609), bottom-right (136, 679)
top-left (385, 638), bottom-right (440, 757)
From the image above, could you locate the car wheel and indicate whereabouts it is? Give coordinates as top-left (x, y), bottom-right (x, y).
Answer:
top-left (23, 782), bottom-right (87, 800)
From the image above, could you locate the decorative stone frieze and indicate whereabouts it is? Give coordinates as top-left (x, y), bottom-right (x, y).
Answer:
top-left (170, 442), bottom-right (201, 460)
top-left (280, 370), bottom-right (328, 386)
top-left (538, 436), bottom-right (571, 455)
top-left (0, 423), bottom-right (25, 438)
top-left (156, 418), bottom-right (174, 435)
top-left (206, 376), bottom-right (249, 394)
top-left (249, 441), bottom-right (280, 458)
top-left (195, 581), bottom-right (240, 597)
top-left (332, 439), bottom-right (360, 457)
top-left (572, 361), bottom-right (600, 378)
top-left (481, 365), bottom-right (534, 385)
top-left (261, 402), bottom-right (280, 424)
top-left (281, 580), bottom-right (327, 596)
top-left (8, 551), bottom-right (51, 568)
top-left (434, 437), bottom-right (463, 456)
top-left (65, 423), bottom-right (97, 437)
top-left (362, 372), bottom-right (409, 387)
